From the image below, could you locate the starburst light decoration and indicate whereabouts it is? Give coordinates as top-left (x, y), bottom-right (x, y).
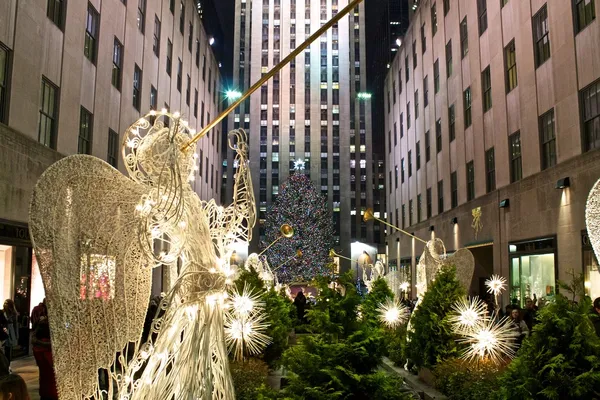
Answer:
top-left (293, 158), bottom-right (306, 171)
top-left (458, 316), bottom-right (519, 364)
top-left (224, 284), bottom-right (270, 361)
top-left (485, 274), bottom-right (507, 311)
top-left (449, 297), bottom-right (488, 335)
top-left (399, 281), bottom-right (410, 292)
top-left (378, 298), bottom-right (409, 328)
top-left (29, 110), bottom-right (255, 400)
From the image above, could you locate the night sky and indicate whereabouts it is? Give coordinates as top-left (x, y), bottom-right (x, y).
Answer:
top-left (213, 0), bottom-right (235, 85)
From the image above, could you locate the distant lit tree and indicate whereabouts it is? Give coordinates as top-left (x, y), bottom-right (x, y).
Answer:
top-left (262, 173), bottom-right (334, 283)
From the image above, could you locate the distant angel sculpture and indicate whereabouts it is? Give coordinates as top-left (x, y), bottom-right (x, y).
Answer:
top-left (29, 110), bottom-right (254, 400)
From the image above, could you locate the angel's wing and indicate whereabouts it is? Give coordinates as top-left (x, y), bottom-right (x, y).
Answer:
top-left (203, 129), bottom-right (255, 257)
top-left (29, 155), bottom-right (152, 400)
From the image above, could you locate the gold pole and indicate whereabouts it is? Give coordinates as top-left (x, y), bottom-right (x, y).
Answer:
top-left (258, 236), bottom-right (283, 256)
top-left (329, 249), bottom-right (358, 263)
top-left (182, 0), bottom-right (365, 151)
top-left (363, 208), bottom-right (428, 244)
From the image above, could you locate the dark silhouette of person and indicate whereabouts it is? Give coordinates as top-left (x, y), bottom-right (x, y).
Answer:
top-left (293, 290), bottom-right (307, 324)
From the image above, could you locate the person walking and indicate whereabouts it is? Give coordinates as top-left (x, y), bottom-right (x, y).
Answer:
top-left (0, 301), bottom-right (18, 365)
top-left (32, 317), bottom-right (58, 400)
top-left (293, 290), bottom-right (307, 324)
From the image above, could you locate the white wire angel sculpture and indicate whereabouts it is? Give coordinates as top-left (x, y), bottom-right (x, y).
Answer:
top-left (29, 110), bottom-right (255, 400)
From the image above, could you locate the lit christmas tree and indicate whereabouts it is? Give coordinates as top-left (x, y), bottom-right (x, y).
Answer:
top-left (262, 172), bottom-right (335, 283)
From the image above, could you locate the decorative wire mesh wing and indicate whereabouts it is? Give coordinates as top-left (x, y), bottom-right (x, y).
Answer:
top-left (202, 129), bottom-right (255, 260)
top-left (29, 155), bottom-right (152, 399)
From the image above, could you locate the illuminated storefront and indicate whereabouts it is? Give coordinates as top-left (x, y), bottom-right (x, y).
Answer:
top-left (509, 237), bottom-right (557, 307)
top-left (582, 231), bottom-right (600, 300)
top-left (0, 220), bottom-right (46, 354)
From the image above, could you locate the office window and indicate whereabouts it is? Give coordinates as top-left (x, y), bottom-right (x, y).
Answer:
top-left (415, 90), bottom-right (419, 119)
top-left (395, 165), bottom-right (399, 188)
top-left (413, 41), bottom-right (417, 69)
top-left (196, 40), bottom-right (200, 67)
top-left (166, 40), bottom-right (172, 76)
top-left (194, 89), bottom-right (198, 117)
top-left (505, 40), bottom-right (518, 92)
top-left (401, 158), bottom-right (405, 184)
top-left (466, 161), bottom-right (475, 201)
top-left (180, 1), bottom-right (185, 34)
top-left (416, 141), bottom-right (421, 170)
top-left (170, 0), bottom-right (175, 13)
top-left (208, 69), bottom-right (212, 91)
top-left (424, 76), bottom-right (429, 107)
top-left (438, 180), bottom-right (444, 213)
top-left (188, 22), bottom-right (193, 52)
top-left (574, 0), bottom-right (596, 33)
top-left (436, 119), bottom-right (442, 153)
top-left (78, 107), bottom-right (93, 155)
top-left (186, 75), bottom-right (191, 105)
top-left (417, 194), bottom-right (422, 222)
top-left (432, 3), bottom-right (438, 36)
top-left (84, 4), bottom-right (99, 63)
top-left (434, 59), bottom-right (440, 93)
top-left (389, 171), bottom-right (392, 193)
top-left (444, 0), bottom-right (450, 15)
top-left (582, 79), bottom-right (600, 151)
top-left (539, 109), bottom-right (556, 169)
top-left (47, 0), bottom-right (64, 28)
top-left (201, 101), bottom-right (204, 125)
top-left (460, 17), bottom-right (468, 58)
top-left (112, 38), bottom-right (123, 90)
top-left (394, 122), bottom-right (398, 146)
top-left (408, 150), bottom-right (412, 177)
top-left (451, 171), bottom-right (458, 208)
top-left (205, 157), bottom-right (209, 183)
top-left (137, 0), bottom-right (146, 33)
top-left (425, 131), bottom-right (431, 162)
top-left (449, 104), bottom-right (455, 141)
top-left (464, 87), bottom-right (472, 128)
top-left (409, 200), bottom-right (413, 226)
top-left (150, 85), bottom-right (157, 110)
top-left (400, 113), bottom-right (404, 138)
top-left (407, 103), bottom-right (411, 129)
top-left (387, 91), bottom-right (391, 113)
top-left (399, 69), bottom-right (403, 93)
top-left (108, 129), bottom-right (118, 168)
top-left (533, 5), bottom-right (551, 67)
top-left (421, 23), bottom-right (426, 53)
top-left (486, 147), bottom-right (496, 192)
top-left (177, 59), bottom-right (182, 91)
top-left (509, 131), bottom-right (522, 182)
top-left (393, 81), bottom-right (396, 104)
top-left (0, 44), bottom-right (10, 124)
top-left (402, 204), bottom-right (406, 228)
top-left (427, 188), bottom-right (432, 218)
top-left (482, 66), bottom-right (492, 111)
top-left (153, 16), bottom-right (161, 56)
top-left (133, 64), bottom-right (141, 111)
top-left (405, 56), bottom-right (409, 81)
top-left (446, 40), bottom-right (452, 77)
top-left (477, 0), bottom-right (488, 35)
top-left (501, 0), bottom-right (509, 6)
top-left (39, 78), bottom-right (58, 149)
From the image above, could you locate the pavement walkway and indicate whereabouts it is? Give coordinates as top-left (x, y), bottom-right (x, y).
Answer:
top-left (11, 356), bottom-right (40, 400)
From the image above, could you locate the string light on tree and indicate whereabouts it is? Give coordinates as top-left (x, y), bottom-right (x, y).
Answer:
top-left (263, 173), bottom-right (335, 283)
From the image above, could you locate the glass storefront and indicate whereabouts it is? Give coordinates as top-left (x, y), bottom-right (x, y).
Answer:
top-left (582, 231), bottom-right (600, 299)
top-left (509, 237), bottom-right (556, 307)
top-left (0, 220), bottom-right (47, 356)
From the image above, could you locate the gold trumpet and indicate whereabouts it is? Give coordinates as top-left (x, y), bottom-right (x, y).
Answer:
top-left (363, 208), bottom-right (427, 244)
top-left (273, 248), bottom-right (303, 272)
top-left (329, 249), bottom-right (358, 263)
top-left (259, 224), bottom-right (295, 256)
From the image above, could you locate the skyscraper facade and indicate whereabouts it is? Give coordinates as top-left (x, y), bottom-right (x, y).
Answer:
top-left (227, 0), bottom-right (379, 270)
top-left (385, 0), bottom-right (600, 304)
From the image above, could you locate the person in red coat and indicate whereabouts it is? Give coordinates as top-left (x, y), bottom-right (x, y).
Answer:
top-left (31, 317), bottom-right (57, 400)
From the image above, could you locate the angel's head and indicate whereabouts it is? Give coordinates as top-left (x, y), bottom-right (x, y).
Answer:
top-left (123, 111), bottom-right (197, 186)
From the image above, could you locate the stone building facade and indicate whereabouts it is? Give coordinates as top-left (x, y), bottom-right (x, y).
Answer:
top-left (385, 0), bottom-right (600, 305)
